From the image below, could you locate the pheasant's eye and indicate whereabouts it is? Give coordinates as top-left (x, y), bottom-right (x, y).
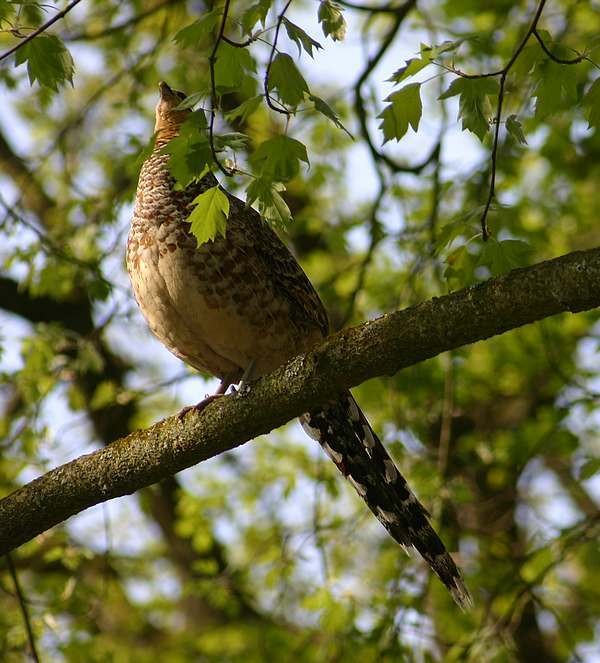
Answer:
top-left (175, 90), bottom-right (186, 100)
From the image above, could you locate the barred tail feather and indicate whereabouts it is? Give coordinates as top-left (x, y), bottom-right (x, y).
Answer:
top-left (300, 392), bottom-right (472, 610)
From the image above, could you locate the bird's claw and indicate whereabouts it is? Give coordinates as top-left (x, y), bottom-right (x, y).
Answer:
top-left (178, 393), bottom-right (224, 419)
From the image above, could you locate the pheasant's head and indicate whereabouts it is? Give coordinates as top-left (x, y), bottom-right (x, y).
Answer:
top-left (155, 81), bottom-right (190, 139)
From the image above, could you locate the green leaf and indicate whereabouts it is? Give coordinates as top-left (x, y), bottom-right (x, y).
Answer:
top-left (251, 135), bottom-right (309, 181)
top-left (225, 95), bottom-right (263, 123)
top-left (310, 94), bottom-right (353, 138)
top-left (582, 78), bottom-right (600, 129)
top-left (246, 178), bottom-right (292, 227)
top-left (241, 0), bottom-right (271, 34)
top-left (533, 59), bottom-right (578, 119)
top-left (187, 186), bottom-right (230, 245)
top-left (389, 41), bottom-right (465, 84)
top-left (439, 77), bottom-right (499, 141)
top-left (388, 58), bottom-right (430, 84)
top-left (580, 457), bottom-right (600, 480)
top-left (479, 238), bottom-right (533, 276)
top-left (282, 18), bottom-right (322, 58)
top-left (317, 1), bottom-right (346, 41)
top-left (14, 34), bottom-right (74, 91)
top-left (175, 90), bottom-right (208, 111)
top-left (214, 43), bottom-right (256, 89)
top-left (213, 132), bottom-right (249, 151)
top-left (161, 111), bottom-right (212, 187)
top-left (512, 43), bottom-right (543, 79)
top-left (90, 381), bottom-right (119, 411)
top-left (505, 114), bottom-right (527, 145)
top-left (0, 1), bottom-right (13, 24)
top-left (443, 244), bottom-right (478, 289)
top-left (521, 547), bottom-right (553, 583)
top-left (174, 10), bottom-right (221, 48)
top-left (435, 220), bottom-right (471, 255)
top-left (377, 83), bottom-right (422, 144)
top-left (421, 39), bottom-right (465, 59)
top-left (268, 53), bottom-right (309, 107)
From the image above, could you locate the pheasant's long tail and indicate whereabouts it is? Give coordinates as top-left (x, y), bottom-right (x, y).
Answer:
top-left (300, 391), bottom-right (471, 609)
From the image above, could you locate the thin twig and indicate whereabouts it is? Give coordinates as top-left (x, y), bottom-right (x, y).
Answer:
top-left (437, 0), bottom-right (549, 238)
top-left (264, 0), bottom-right (294, 115)
top-left (532, 28), bottom-right (586, 65)
top-left (354, 1), bottom-right (440, 174)
top-left (480, 0), bottom-right (548, 239)
top-left (312, 457), bottom-right (330, 584)
top-left (339, 179), bottom-right (385, 327)
top-left (435, 0), bottom-right (548, 82)
top-left (433, 60), bottom-right (503, 79)
top-left (208, 0), bottom-right (235, 176)
top-left (5, 553), bottom-right (40, 663)
top-left (531, 594), bottom-right (585, 663)
top-left (336, 0), bottom-right (411, 14)
top-left (0, 0), bottom-right (84, 64)
top-left (222, 34), bottom-right (255, 48)
top-left (479, 69), bottom-right (506, 240)
top-left (433, 353), bottom-right (454, 520)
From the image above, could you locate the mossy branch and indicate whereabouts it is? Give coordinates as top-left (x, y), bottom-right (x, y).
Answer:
top-left (1, 246), bottom-right (599, 555)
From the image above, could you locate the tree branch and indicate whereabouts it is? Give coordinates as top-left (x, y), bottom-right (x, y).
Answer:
top-left (5, 553), bottom-right (40, 662)
top-left (1, 246), bottom-right (599, 555)
top-left (0, 0), bottom-right (84, 64)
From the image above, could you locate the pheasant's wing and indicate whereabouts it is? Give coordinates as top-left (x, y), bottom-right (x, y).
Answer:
top-left (226, 193), bottom-right (330, 339)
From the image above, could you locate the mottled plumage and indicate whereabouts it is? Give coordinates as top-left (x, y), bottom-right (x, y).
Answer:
top-left (127, 82), bottom-right (470, 608)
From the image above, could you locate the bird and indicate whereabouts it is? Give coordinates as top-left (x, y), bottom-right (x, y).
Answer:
top-left (127, 81), bottom-right (471, 609)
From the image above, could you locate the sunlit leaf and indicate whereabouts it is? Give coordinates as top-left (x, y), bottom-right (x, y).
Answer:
top-left (505, 114), bottom-right (527, 145)
top-left (283, 18), bottom-right (322, 58)
top-left (580, 457), bottom-right (600, 480)
top-left (174, 10), bottom-right (222, 47)
top-left (268, 53), bottom-right (309, 107)
top-left (310, 94), bottom-right (353, 138)
top-left (251, 135), bottom-right (309, 181)
top-left (214, 43), bottom-right (256, 89)
top-left (479, 238), bottom-right (533, 276)
top-left (14, 34), bottom-right (74, 91)
top-left (241, 0), bottom-right (272, 33)
top-left (521, 547), bottom-right (554, 583)
top-left (187, 186), bottom-right (230, 245)
top-left (225, 95), bottom-right (263, 123)
top-left (377, 83), bottom-right (422, 143)
top-left (582, 78), bottom-right (600, 129)
top-left (439, 77), bottom-right (499, 140)
top-left (388, 57), bottom-right (430, 84)
top-left (533, 59), bottom-right (578, 119)
top-left (317, 0), bottom-right (346, 41)
top-left (246, 177), bottom-right (292, 227)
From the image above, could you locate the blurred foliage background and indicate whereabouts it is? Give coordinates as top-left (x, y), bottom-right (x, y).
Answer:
top-left (0, 0), bottom-right (599, 660)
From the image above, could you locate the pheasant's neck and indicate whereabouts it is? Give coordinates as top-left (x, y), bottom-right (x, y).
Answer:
top-left (155, 126), bottom-right (180, 147)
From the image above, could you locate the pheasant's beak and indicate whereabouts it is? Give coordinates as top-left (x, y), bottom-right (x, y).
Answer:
top-left (158, 81), bottom-right (174, 100)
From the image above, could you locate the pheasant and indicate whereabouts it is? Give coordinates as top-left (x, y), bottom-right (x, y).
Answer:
top-left (127, 81), bottom-right (471, 608)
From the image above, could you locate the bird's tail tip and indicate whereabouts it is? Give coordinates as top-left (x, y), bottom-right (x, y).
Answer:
top-left (428, 550), bottom-right (473, 610)
top-left (450, 576), bottom-right (473, 611)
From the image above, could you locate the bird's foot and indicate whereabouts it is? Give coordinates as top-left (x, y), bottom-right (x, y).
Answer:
top-left (230, 379), bottom-right (254, 398)
top-left (178, 393), bottom-right (224, 419)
